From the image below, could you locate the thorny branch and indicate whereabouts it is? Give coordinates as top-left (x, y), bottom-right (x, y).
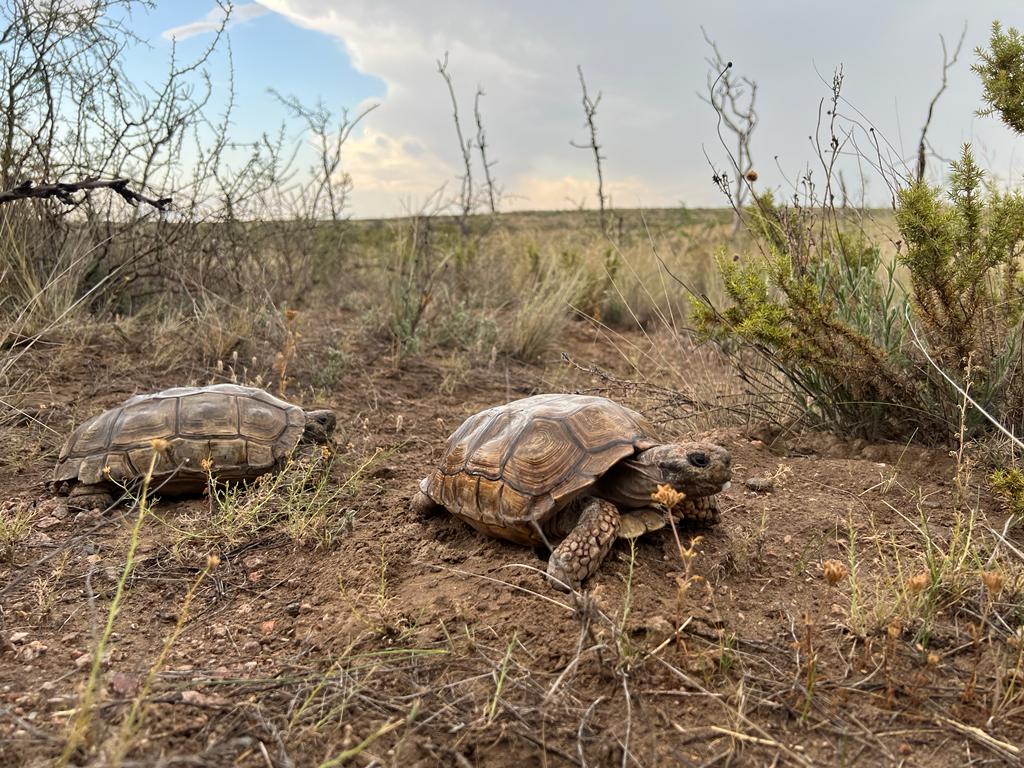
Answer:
top-left (0, 177), bottom-right (171, 209)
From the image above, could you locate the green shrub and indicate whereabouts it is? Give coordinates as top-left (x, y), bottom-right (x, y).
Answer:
top-left (974, 22), bottom-right (1024, 134)
top-left (694, 23), bottom-right (1024, 444)
top-left (694, 145), bottom-right (1024, 442)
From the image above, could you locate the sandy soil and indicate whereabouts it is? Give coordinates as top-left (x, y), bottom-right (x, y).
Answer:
top-left (1, 311), bottom-right (1020, 767)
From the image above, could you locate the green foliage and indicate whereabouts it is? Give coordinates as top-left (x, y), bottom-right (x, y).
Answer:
top-left (991, 467), bottom-right (1024, 519)
top-left (693, 191), bottom-right (924, 438)
top-left (973, 22), bottom-right (1024, 134)
top-left (697, 145), bottom-right (1024, 441)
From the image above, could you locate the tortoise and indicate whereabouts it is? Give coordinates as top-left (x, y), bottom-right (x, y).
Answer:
top-left (411, 393), bottom-right (732, 590)
top-left (52, 384), bottom-right (337, 510)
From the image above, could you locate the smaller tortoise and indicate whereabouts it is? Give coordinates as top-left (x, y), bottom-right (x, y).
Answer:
top-left (411, 394), bottom-right (732, 590)
top-left (53, 384), bottom-right (336, 510)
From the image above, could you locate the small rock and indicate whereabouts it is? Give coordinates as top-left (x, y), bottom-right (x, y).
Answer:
top-left (259, 620), bottom-right (276, 636)
top-left (20, 641), bottom-right (47, 660)
top-left (744, 477), bottom-right (774, 493)
top-left (181, 690), bottom-right (226, 707)
top-left (285, 602), bottom-right (301, 618)
top-left (644, 615), bottom-right (674, 638)
top-left (248, 571), bottom-right (263, 583)
top-left (9, 632), bottom-right (29, 644)
top-left (109, 671), bottom-right (139, 697)
top-left (242, 555), bottom-right (265, 570)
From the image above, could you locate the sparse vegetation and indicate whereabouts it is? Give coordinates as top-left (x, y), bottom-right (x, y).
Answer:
top-left (2, 4), bottom-right (1023, 767)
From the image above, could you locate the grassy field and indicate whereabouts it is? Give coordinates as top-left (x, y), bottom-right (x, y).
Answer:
top-left (1, 206), bottom-right (1022, 767)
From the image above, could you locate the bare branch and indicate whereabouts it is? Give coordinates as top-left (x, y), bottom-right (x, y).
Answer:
top-left (436, 52), bottom-right (474, 236)
top-left (916, 23), bottom-right (967, 183)
top-left (570, 65), bottom-right (607, 233)
top-left (0, 176), bottom-right (171, 208)
top-left (474, 85), bottom-right (498, 215)
top-left (699, 27), bottom-right (758, 229)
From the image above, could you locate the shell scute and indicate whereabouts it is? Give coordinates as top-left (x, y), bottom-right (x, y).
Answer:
top-left (109, 399), bottom-right (177, 448)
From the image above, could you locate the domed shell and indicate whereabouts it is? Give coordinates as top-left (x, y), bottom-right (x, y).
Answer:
top-left (423, 394), bottom-right (659, 545)
top-left (53, 384), bottom-right (306, 493)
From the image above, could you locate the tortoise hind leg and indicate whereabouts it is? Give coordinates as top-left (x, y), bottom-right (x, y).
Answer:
top-left (67, 484), bottom-right (115, 512)
top-left (410, 487), bottom-right (443, 518)
top-left (546, 497), bottom-right (621, 592)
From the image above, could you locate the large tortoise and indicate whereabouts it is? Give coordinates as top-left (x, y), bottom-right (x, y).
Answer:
top-left (52, 384), bottom-right (337, 510)
top-left (411, 393), bottom-right (732, 590)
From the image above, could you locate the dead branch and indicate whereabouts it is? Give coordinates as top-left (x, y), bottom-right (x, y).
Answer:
top-left (437, 52), bottom-right (475, 237)
top-left (0, 177), bottom-right (171, 209)
top-left (474, 86), bottom-right (498, 215)
top-left (570, 65), bottom-right (608, 233)
top-left (916, 24), bottom-right (967, 183)
top-left (699, 28), bottom-right (758, 230)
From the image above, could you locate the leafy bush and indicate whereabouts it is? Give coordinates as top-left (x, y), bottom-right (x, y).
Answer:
top-left (695, 154), bottom-right (1024, 442)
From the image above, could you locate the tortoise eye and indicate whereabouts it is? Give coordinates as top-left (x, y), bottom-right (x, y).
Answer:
top-left (687, 452), bottom-right (709, 468)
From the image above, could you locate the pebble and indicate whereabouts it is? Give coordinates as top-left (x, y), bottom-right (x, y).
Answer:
top-left (744, 477), bottom-right (774, 493)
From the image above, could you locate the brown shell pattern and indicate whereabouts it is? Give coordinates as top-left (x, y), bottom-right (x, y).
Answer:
top-left (53, 384), bottom-right (306, 491)
top-left (425, 394), bottom-right (658, 542)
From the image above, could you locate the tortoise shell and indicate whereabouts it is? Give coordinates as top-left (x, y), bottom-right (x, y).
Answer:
top-left (53, 384), bottom-right (307, 494)
top-left (421, 394), bottom-right (659, 545)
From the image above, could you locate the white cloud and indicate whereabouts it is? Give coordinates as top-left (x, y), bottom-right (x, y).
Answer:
top-left (254, 1), bottom-right (1017, 218)
top-left (162, 2), bottom-right (269, 42)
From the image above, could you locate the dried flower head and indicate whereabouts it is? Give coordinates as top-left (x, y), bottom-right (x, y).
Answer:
top-left (745, 169), bottom-right (759, 182)
top-left (927, 651), bottom-right (940, 666)
top-left (200, 457), bottom-right (214, 472)
top-left (149, 438), bottom-right (170, 455)
top-left (101, 465), bottom-right (112, 476)
top-left (320, 445), bottom-right (332, 460)
top-left (285, 309), bottom-right (298, 323)
top-left (652, 484), bottom-right (686, 511)
top-left (206, 554), bottom-right (221, 569)
top-left (981, 570), bottom-right (1005, 596)
top-left (822, 559), bottom-right (848, 585)
top-left (887, 619), bottom-right (902, 639)
top-left (907, 572), bottom-right (930, 594)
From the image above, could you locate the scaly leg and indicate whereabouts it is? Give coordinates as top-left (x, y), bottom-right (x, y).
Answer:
top-left (68, 484), bottom-right (114, 512)
top-left (546, 497), bottom-right (621, 591)
top-left (410, 488), bottom-right (442, 518)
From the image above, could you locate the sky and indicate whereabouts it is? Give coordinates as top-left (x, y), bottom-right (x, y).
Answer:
top-left (123, 1), bottom-right (1022, 218)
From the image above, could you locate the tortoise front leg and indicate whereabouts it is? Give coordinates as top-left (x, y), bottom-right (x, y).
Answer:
top-left (67, 484), bottom-right (114, 512)
top-left (546, 497), bottom-right (621, 591)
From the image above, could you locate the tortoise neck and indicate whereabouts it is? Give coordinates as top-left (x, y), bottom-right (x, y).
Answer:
top-left (594, 454), bottom-right (666, 509)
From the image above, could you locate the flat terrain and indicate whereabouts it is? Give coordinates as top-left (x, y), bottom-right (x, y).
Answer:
top-left (1, 307), bottom-right (1021, 767)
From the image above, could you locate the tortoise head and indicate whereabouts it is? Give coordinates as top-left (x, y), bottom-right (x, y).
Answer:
top-left (632, 441), bottom-right (732, 498)
top-left (301, 409), bottom-right (337, 444)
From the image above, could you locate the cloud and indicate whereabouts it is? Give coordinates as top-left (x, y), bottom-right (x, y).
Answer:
top-left (254, 0), bottom-right (1016, 218)
top-left (162, 2), bottom-right (269, 42)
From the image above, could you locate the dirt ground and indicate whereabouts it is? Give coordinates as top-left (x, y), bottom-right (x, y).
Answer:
top-left (1, 310), bottom-right (1022, 767)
